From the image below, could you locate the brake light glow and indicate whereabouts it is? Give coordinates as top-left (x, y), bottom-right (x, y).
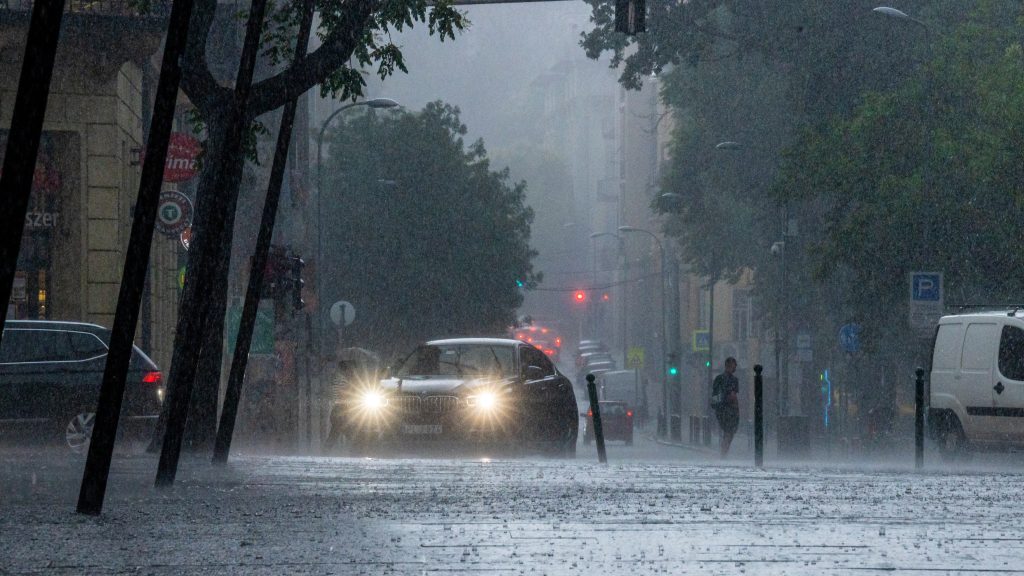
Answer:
top-left (587, 409), bottom-right (593, 417)
top-left (555, 337), bottom-right (561, 347)
top-left (627, 410), bottom-right (633, 418)
top-left (142, 371), bottom-right (162, 384)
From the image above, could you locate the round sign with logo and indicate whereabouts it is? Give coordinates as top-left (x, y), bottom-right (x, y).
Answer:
top-left (156, 191), bottom-right (193, 237)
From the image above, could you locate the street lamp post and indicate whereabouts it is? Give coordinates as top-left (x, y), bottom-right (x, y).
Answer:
top-left (715, 140), bottom-right (788, 416)
top-left (314, 97), bottom-right (399, 353)
top-left (590, 232), bottom-right (625, 361)
top-left (618, 226), bottom-right (669, 436)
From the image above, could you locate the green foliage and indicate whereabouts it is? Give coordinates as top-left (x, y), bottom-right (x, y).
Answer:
top-left (254, 0), bottom-right (468, 104)
top-left (321, 102), bottom-right (539, 355)
top-left (773, 1), bottom-right (1024, 349)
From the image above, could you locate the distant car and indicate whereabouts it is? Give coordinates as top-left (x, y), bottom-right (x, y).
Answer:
top-left (583, 401), bottom-right (634, 445)
top-left (0, 320), bottom-right (163, 453)
top-left (335, 338), bottom-right (578, 456)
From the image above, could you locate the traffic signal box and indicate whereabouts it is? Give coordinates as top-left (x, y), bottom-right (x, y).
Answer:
top-left (262, 246), bottom-right (305, 312)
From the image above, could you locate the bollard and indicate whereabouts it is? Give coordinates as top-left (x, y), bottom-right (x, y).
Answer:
top-left (586, 374), bottom-right (607, 464)
top-left (915, 367), bottom-right (925, 470)
top-left (754, 364), bottom-right (764, 468)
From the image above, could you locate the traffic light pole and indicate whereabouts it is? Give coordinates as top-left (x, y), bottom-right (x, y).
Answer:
top-left (212, 0), bottom-right (316, 465)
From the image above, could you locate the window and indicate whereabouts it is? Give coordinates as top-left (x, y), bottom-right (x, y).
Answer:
top-left (732, 289), bottom-right (753, 341)
top-left (932, 323), bottom-right (964, 371)
top-left (520, 346), bottom-right (554, 378)
top-left (961, 323), bottom-right (997, 371)
top-left (0, 329), bottom-right (70, 363)
top-left (68, 332), bottom-right (107, 360)
top-left (998, 325), bottom-right (1024, 381)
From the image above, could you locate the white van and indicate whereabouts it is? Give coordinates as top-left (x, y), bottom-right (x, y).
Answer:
top-left (929, 310), bottom-right (1024, 457)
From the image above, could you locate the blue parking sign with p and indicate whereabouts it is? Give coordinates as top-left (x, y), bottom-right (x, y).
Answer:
top-left (912, 273), bottom-right (942, 301)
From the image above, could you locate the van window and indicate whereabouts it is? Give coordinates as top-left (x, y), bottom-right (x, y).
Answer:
top-left (998, 325), bottom-right (1024, 381)
top-left (933, 323), bottom-right (964, 371)
top-left (961, 323), bottom-right (998, 371)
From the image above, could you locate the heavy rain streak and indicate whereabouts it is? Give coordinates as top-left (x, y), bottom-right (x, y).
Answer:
top-left (2, 0), bottom-right (1024, 573)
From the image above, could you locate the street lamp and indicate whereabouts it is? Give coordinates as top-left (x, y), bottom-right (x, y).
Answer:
top-left (590, 232), bottom-right (625, 360)
top-left (314, 97), bottom-right (400, 354)
top-left (618, 226), bottom-right (669, 436)
top-left (715, 139), bottom-right (789, 416)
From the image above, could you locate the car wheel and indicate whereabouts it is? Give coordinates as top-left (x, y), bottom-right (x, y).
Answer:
top-left (550, 418), bottom-right (577, 458)
top-left (937, 417), bottom-right (970, 462)
top-left (65, 410), bottom-right (95, 454)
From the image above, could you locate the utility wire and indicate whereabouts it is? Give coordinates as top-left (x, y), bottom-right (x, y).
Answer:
top-left (530, 271), bottom-right (662, 292)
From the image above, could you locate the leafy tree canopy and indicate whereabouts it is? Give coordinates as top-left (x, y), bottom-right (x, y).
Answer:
top-left (773, 1), bottom-right (1024, 347)
top-left (321, 102), bottom-right (539, 356)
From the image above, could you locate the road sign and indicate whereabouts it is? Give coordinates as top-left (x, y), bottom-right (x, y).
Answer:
top-left (227, 302), bottom-right (275, 355)
top-left (692, 330), bottom-right (710, 352)
top-left (796, 332), bottom-right (811, 350)
top-left (909, 271), bottom-right (943, 334)
top-left (627, 346), bottom-right (645, 369)
top-left (155, 191), bottom-right (193, 237)
top-left (330, 300), bottom-right (356, 327)
top-left (839, 323), bottom-right (861, 354)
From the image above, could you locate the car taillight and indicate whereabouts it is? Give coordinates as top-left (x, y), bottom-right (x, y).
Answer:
top-left (627, 410), bottom-right (633, 418)
top-left (142, 371), bottom-right (162, 385)
top-left (587, 409), bottom-right (593, 417)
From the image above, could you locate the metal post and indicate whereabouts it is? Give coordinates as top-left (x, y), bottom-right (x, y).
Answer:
top-left (211, 0), bottom-right (316, 466)
top-left (707, 280), bottom-right (715, 414)
top-left (76, 0), bottom-right (195, 515)
top-left (915, 367), bottom-right (925, 470)
top-left (754, 364), bottom-right (764, 468)
top-left (0, 0), bottom-right (66, 333)
top-left (586, 373), bottom-right (607, 464)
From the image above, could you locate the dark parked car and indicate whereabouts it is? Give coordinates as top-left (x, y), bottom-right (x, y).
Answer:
top-left (0, 320), bottom-right (163, 452)
top-left (583, 401), bottom-right (634, 445)
top-left (335, 338), bottom-right (578, 456)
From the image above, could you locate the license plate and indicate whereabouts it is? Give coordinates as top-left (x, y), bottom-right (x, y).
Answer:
top-left (401, 424), bottom-right (442, 435)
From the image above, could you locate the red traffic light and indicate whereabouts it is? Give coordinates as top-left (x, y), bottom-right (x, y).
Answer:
top-left (574, 290), bottom-right (586, 303)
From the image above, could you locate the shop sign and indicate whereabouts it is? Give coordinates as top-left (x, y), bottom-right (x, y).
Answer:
top-left (24, 211), bottom-right (59, 229)
top-left (179, 226), bottom-right (192, 251)
top-left (155, 191), bottom-right (193, 237)
top-left (142, 133), bottom-right (202, 183)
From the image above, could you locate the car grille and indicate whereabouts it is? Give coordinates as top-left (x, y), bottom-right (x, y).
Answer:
top-left (422, 395), bottom-right (459, 413)
top-left (393, 395), bottom-right (460, 414)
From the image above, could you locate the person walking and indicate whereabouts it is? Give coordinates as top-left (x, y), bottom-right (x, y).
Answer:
top-left (711, 357), bottom-right (740, 458)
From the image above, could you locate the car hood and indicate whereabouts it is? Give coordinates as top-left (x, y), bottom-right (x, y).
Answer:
top-left (379, 376), bottom-right (513, 395)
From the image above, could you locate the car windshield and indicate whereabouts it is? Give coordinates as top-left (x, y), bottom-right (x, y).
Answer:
top-left (395, 343), bottom-right (516, 379)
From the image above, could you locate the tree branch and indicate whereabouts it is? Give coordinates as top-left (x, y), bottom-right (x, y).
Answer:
top-left (180, 0), bottom-right (230, 114)
top-left (248, 0), bottom-right (379, 116)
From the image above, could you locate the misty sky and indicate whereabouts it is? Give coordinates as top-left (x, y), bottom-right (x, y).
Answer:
top-left (360, 2), bottom-right (610, 148)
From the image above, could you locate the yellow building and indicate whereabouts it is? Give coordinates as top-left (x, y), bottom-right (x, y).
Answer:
top-left (1, 2), bottom-right (180, 368)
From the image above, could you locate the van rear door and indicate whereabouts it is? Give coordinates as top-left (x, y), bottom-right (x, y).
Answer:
top-left (960, 322), bottom-right (1000, 442)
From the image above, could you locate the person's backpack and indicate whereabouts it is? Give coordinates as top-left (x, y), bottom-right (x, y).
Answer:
top-left (710, 377), bottom-right (724, 409)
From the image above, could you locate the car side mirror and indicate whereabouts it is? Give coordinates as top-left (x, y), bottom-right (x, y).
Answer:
top-left (524, 365), bottom-right (545, 381)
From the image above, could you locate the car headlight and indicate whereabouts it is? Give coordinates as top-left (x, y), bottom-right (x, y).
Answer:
top-left (358, 390), bottom-right (388, 410)
top-left (467, 391), bottom-right (499, 410)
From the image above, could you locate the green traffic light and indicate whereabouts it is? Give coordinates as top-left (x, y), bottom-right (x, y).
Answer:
top-left (705, 360), bottom-right (711, 368)
top-left (668, 367), bottom-right (678, 376)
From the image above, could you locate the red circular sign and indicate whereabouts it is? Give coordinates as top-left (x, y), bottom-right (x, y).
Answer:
top-left (141, 133), bottom-right (201, 183)
top-left (164, 133), bottom-right (201, 182)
